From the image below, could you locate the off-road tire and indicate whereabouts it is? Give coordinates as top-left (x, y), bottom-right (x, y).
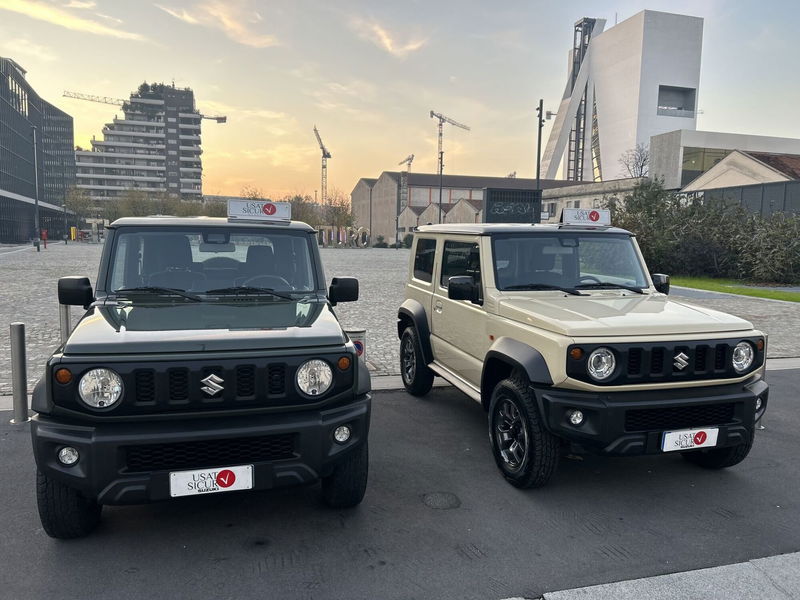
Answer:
top-left (321, 442), bottom-right (368, 508)
top-left (681, 429), bottom-right (754, 469)
top-left (488, 373), bottom-right (560, 488)
top-left (36, 470), bottom-right (102, 539)
top-left (400, 327), bottom-right (434, 397)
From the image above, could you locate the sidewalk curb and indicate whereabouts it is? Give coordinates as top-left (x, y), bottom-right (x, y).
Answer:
top-left (539, 551), bottom-right (800, 599)
top-left (672, 285), bottom-right (800, 305)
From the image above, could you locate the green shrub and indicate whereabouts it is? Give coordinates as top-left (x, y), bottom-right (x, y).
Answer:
top-left (606, 180), bottom-right (800, 284)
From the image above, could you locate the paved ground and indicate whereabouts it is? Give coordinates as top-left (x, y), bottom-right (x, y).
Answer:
top-left (545, 552), bottom-right (800, 599)
top-left (1, 244), bottom-right (798, 391)
top-left (1, 370), bottom-right (797, 599)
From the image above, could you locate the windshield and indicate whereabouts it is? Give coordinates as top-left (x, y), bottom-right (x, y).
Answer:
top-left (492, 233), bottom-right (648, 291)
top-left (106, 227), bottom-right (317, 296)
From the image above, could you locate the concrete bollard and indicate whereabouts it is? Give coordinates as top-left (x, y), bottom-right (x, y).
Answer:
top-left (10, 322), bottom-right (30, 424)
top-left (346, 329), bottom-right (367, 361)
top-left (59, 304), bottom-right (71, 346)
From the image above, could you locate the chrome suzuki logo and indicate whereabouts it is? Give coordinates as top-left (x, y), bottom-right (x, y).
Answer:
top-left (673, 352), bottom-right (690, 370)
top-left (201, 374), bottom-right (224, 396)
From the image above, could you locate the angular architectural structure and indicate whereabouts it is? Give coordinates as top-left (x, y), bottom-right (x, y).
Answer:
top-left (75, 83), bottom-right (203, 203)
top-left (541, 10), bottom-right (703, 182)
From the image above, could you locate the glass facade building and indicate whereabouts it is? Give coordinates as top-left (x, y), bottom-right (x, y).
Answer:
top-left (0, 57), bottom-right (76, 242)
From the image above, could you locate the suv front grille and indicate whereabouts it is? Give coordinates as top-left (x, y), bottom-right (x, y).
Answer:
top-left (625, 403), bottom-right (736, 432)
top-left (124, 434), bottom-right (296, 472)
top-left (567, 337), bottom-right (763, 385)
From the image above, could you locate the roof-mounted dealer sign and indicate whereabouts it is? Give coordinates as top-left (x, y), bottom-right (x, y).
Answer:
top-left (560, 208), bottom-right (611, 226)
top-left (228, 200), bottom-right (292, 222)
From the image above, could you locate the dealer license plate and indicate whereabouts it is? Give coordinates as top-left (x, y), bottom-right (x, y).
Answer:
top-left (169, 464), bottom-right (253, 497)
top-left (661, 428), bottom-right (719, 452)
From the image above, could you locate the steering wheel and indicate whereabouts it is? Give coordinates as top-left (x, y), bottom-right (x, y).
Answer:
top-left (578, 275), bottom-right (602, 284)
top-left (243, 274), bottom-right (291, 289)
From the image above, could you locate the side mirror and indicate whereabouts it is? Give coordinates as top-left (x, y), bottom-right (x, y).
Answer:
top-left (652, 273), bottom-right (670, 295)
top-left (448, 276), bottom-right (481, 304)
top-left (58, 276), bottom-right (94, 308)
top-left (329, 277), bottom-right (359, 306)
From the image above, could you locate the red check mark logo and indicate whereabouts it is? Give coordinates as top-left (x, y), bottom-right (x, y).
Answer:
top-left (215, 469), bottom-right (236, 488)
top-left (693, 431), bottom-right (707, 445)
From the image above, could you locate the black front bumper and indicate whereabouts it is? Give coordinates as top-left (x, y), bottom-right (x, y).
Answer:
top-left (31, 395), bottom-right (370, 505)
top-left (533, 377), bottom-right (768, 456)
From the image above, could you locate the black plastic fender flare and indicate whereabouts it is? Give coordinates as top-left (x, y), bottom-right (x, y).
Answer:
top-left (397, 299), bottom-right (433, 365)
top-left (482, 337), bottom-right (553, 394)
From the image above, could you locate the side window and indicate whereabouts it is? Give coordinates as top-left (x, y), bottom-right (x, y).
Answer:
top-left (440, 241), bottom-right (481, 288)
top-left (413, 238), bottom-right (437, 282)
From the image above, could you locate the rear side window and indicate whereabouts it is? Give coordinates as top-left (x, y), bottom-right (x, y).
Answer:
top-left (440, 241), bottom-right (481, 288)
top-left (413, 238), bottom-right (437, 282)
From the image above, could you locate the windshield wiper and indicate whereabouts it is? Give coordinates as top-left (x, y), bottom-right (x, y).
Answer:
top-left (575, 282), bottom-right (645, 294)
top-left (503, 283), bottom-right (587, 296)
top-left (114, 286), bottom-right (202, 302)
top-left (204, 286), bottom-right (294, 301)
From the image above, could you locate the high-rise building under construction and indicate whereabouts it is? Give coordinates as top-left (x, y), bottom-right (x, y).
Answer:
top-left (75, 82), bottom-right (203, 202)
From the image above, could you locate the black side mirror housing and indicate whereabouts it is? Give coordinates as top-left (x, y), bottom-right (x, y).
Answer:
top-left (329, 277), bottom-right (359, 306)
top-left (652, 273), bottom-right (670, 295)
top-left (58, 276), bottom-right (94, 308)
top-left (448, 276), bottom-right (481, 304)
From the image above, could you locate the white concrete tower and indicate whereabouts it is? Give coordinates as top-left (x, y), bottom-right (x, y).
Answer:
top-left (541, 10), bottom-right (703, 182)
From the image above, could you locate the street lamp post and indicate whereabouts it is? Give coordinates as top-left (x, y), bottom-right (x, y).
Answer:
top-left (535, 99), bottom-right (544, 193)
top-left (31, 126), bottom-right (41, 251)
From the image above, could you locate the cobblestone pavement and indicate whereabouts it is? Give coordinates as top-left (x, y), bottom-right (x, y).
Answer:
top-left (1, 243), bottom-right (798, 393)
top-left (0, 243), bottom-right (101, 395)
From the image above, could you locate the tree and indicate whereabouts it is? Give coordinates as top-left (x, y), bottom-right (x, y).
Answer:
top-left (64, 187), bottom-right (92, 227)
top-left (618, 143), bottom-right (650, 178)
top-left (326, 189), bottom-right (355, 228)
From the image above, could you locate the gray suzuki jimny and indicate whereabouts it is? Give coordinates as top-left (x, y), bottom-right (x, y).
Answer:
top-left (31, 203), bottom-right (370, 538)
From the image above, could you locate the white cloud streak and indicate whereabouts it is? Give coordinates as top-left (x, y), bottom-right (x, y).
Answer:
top-left (0, 37), bottom-right (58, 62)
top-left (155, 1), bottom-right (278, 48)
top-left (0, 0), bottom-right (146, 41)
top-left (350, 17), bottom-right (426, 58)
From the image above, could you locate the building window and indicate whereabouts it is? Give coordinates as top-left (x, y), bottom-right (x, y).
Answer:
top-left (657, 86), bottom-right (696, 118)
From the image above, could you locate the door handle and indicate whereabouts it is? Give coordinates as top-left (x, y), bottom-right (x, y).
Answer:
top-left (434, 301), bottom-right (443, 313)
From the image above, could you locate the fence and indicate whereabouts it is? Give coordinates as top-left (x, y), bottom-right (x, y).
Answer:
top-left (685, 180), bottom-right (800, 218)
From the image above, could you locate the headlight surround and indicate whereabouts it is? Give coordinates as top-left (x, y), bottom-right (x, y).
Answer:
top-left (296, 359), bottom-right (333, 397)
top-left (587, 347), bottom-right (616, 381)
top-left (78, 368), bottom-right (124, 408)
top-left (732, 341), bottom-right (755, 373)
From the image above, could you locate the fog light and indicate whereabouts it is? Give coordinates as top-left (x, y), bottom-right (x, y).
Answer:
top-left (58, 446), bottom-right (79, 466)
top-left (568, 409), bottom-right (585, 426)
top-left (756, 398), bottom-right (763, 411)
top-left (334, 425), bottom-right (351, 444)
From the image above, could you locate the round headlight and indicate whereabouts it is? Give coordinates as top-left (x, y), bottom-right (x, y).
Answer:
top-left (296, 359), bottom-right (333, 397)
top-left (78, 368), bottom-right (123, 408)
top-left (587, 348), bottom-right (616, 381)
top-left (732, 342), bottom-right (754, 373)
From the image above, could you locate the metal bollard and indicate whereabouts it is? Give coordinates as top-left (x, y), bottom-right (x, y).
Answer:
top-left (59, 304), bottom-right (71, 345)
top-left (10, 322), bottom-right (30, 424)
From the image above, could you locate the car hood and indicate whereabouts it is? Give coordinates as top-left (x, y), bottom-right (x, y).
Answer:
top-left (63, 299), bottom-right (346, 355)
top-left (496, 292), bottom-right (754, 337)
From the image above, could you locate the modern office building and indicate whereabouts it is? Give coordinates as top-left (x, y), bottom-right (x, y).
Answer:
top-left (351, 172), bottom-right (577, 243)
top-left (75, 82), bottom-right (203, 204)
top-left (541, 10), bottom-right (703, 182)
top-left (0, 56), bottom-right (75, 242)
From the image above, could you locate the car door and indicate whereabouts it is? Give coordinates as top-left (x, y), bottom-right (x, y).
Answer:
top-left (430, 237), bottom-right (488, 387)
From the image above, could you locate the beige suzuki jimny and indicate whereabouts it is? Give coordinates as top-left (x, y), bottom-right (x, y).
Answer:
top-left (397, 219), bottom-right (768, 488)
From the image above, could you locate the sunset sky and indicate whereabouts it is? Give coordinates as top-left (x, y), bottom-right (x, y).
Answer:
top-left (1, 0), bottom-right (798, 199)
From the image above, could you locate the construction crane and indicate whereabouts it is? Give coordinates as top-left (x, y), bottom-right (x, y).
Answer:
top-left (429, 110), bottom-right (470, 223)
top-left (398, 154), bottom-right (415, 170)
top-left (62, 91), bottom-right (227, 123)
top-left (313, 125), bottom-right (332, 204)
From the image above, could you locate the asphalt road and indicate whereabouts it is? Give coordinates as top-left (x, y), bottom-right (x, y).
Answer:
top-left (1, 370), bottom-right (798, 600)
